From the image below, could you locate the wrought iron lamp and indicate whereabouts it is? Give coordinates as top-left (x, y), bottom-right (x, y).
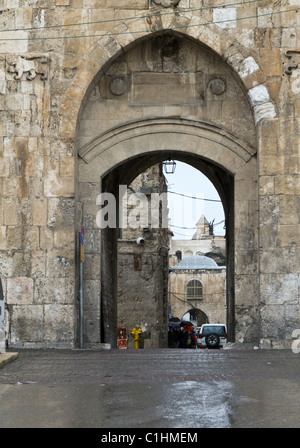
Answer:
top-left (163, 158), bottom-right (176, 174)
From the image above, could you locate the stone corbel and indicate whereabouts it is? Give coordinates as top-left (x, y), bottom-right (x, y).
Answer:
top-left (6, 53), bottom-right (49, 81)
top-left (151, 0), bottom-right (180, 7)
top-left (284, 50), bottom-right (300, 76)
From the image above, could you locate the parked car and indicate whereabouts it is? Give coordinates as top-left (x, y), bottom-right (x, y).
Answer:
top-left (196, 324), bottom-right (227, 349)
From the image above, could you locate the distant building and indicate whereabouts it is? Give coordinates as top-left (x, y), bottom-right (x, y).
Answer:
top-left (169, 255), bottom-right (226, 327)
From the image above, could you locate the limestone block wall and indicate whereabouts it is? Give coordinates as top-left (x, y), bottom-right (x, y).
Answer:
top-left (0, 2), bottom-right (77, 347)
top-left (118, 243), bottom-right (169, 348)
top-left (0, 0), bottom-right (298, 348)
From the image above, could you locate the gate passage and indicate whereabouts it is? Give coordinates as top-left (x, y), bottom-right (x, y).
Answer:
top-left (0, 301), bottom-right (4, 330)
top-left (0, 300), bottom-right (5, 353)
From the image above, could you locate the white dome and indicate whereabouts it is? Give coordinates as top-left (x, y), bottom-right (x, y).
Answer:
top-left (171, 255), bottom-right (222, 270)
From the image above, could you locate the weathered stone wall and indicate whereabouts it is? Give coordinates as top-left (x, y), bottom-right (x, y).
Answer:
top-left (78, 35), bottom-right (256, 151)
top-left (117, 165), bottom-right (169, 348)
top-left (0, 0), bottom-right (299, 348)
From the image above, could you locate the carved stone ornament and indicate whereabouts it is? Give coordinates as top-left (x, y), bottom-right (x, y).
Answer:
top-left (109, 76), bottom-right (127, 96)
top-left (284, 50), bottom-right (300, 76)
top-left (209, 78), bottom-right (226, 95)
top-left (152, 0), bottom-right (180, 7)
top-left (6, 53), bottom-right (49, 81)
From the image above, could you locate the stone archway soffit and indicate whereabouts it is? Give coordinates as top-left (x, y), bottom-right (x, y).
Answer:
top-left (60, 19), bottom-right (275, 138)
top-left (78, 117), bottom-right (256, 173)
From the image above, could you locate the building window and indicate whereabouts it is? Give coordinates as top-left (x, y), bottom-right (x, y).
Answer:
top-left (175, 250), bottom-right (182, 262)
top-left (186, 280), bottom-right (203, 300)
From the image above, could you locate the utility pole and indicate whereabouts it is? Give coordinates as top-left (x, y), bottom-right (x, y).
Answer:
top-left (79, 227), bottom-right (85, 349)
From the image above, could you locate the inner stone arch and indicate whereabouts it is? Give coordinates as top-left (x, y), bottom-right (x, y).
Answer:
top-left (76, 31), bottom-right (258, 348)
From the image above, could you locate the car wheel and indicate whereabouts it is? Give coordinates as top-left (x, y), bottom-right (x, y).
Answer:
top-left (205, 333), bottom-right (220, 348)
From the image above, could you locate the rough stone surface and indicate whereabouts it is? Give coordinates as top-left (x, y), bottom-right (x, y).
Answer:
top-left (117, 165), bottom-right (169, 349)
top-left (0, 330), bottom-right (5, 354)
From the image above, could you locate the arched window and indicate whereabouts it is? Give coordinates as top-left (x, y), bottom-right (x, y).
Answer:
top-left (175, 250), bottom-right (182, 262)
top-left (186, 280), bottom-right (203, 300)
top-left (184, 250), bottom-right (193, 257)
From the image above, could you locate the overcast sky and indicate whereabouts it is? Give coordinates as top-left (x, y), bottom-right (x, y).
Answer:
top-left (164, 161), bottom-right (225, 240)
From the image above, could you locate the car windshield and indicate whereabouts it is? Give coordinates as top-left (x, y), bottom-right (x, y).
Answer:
top-left (202, 326), bottom-right (226, 335)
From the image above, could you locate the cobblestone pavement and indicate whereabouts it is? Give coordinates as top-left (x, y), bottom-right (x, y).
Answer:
top-left (0, 348), bottom-right (299, 428)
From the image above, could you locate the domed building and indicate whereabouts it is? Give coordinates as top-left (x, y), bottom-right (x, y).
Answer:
top-left (169, 255), bottom-right (226, 327)
top-left (171, 255), bottom-right (224, 271)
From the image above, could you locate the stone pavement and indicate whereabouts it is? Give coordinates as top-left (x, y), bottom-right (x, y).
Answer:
top-left (0, 347), bottom-right (299, 429)
top-left (0, 352), bottom-right (18, 369)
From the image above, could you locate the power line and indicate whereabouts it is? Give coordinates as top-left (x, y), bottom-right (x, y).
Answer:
top-left (170, 219), bottom-right (225, 230)
top-left (169, 291), bottom-right (226, 307)
top-left (170, 225), bottom-right (197, 230)
top-left (142, 185), bottom-right (222, 202)
top-left (0, 6), bottom-right (298, 41)
top-left (171, 230), bottom-right (196, 237)
top-left (170, 291), bottom-right (226, 296)
top-left (0, 0), bottom-right (265, 34)
top-left (168, 190), bottom-right (221, 202)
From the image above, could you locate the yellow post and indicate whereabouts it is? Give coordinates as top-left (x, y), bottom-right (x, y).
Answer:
top-left (131, 327), bottom-right (142, 349)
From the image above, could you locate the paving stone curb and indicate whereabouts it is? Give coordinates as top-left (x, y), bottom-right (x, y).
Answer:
top-left (0, 353), bottom-right (19, 369)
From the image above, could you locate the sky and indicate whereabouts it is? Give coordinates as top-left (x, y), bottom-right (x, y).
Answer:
top-left (164, 161), bottom-right (225, 240)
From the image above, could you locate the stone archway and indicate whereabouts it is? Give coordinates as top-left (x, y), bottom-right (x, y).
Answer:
top-left (75, 31), bottom-right (263, 348)
top-left (77, 136), bottom-right (256, 348)
top-left (4, 3), bottom-right (298, 351)
top-left (184, 309), bottom-right (208, 327)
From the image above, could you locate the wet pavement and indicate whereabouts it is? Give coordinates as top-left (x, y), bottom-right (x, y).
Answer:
top-left (0, 348), bottom-right (299, 428)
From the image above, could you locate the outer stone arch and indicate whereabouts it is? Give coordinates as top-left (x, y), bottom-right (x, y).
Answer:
top-left (72, 25), bottom-right (265, 348)
top-left (58, 16), bottom-right (275, 140)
